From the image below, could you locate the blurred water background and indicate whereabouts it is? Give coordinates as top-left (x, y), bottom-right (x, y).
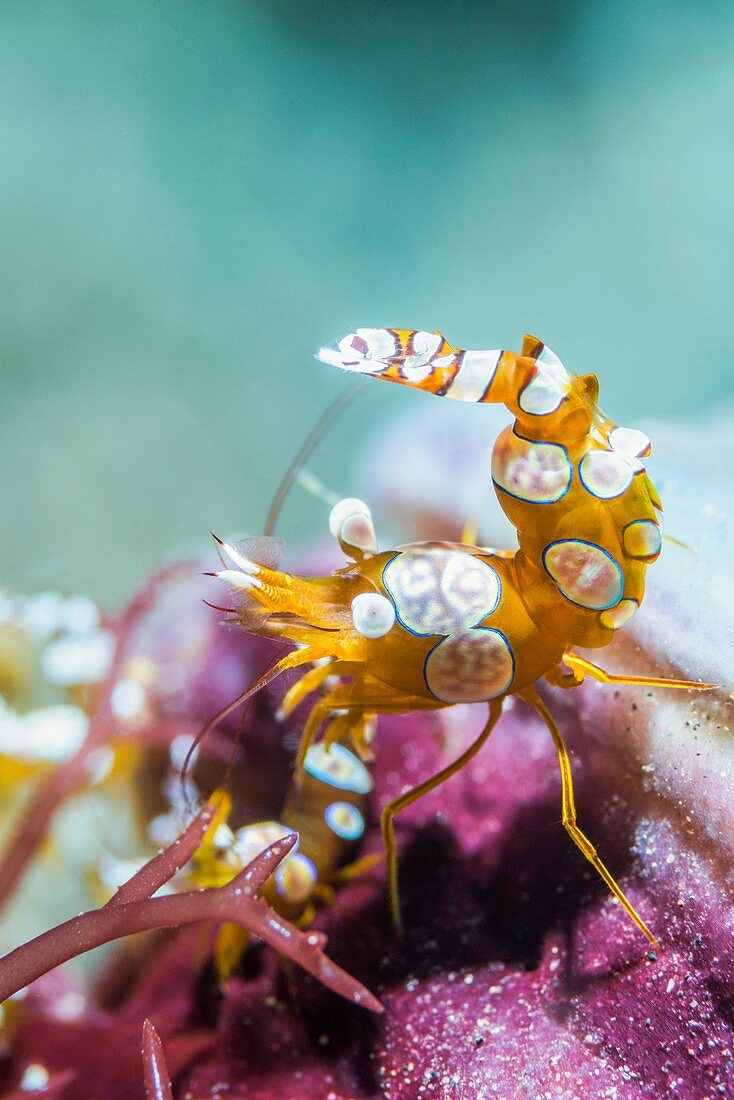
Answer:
top-left (2, 1), bottom-right (733, 603)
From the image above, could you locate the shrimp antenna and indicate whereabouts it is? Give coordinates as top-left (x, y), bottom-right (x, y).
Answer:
top-left (663, 531), bottom-right (695, 554)
top-left (264, 378), bottom-right (369, 536)
top-left (180, 644), bottom-right (297, 811)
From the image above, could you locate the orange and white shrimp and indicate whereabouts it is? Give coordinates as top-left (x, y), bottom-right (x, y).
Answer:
top-left (210, 327), bottom-right (712, 945)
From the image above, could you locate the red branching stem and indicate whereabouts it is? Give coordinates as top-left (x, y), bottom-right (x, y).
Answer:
top-left (0, 563), bottom-right (201, 912)
top-left (107, 802), bottom-right (214, 908)
top-left (0, 716), bottom-right (199, 910)
top-left (142, 1019), bottom-right (174, 1100)
top-left (0, 832), bottom-right (382, 1013)
top-left (0, 754), bottom-right (89, 910)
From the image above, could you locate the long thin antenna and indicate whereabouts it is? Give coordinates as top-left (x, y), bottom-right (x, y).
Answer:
top-left (264, 379), bottom-right (369, 537)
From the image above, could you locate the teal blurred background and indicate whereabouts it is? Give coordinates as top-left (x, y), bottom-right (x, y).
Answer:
top-left (2, 1), bottom-right (733, 602)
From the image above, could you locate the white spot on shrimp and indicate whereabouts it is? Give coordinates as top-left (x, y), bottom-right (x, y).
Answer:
top-left (383, 548), bottom-right (501, 636)
top-left (610, 426), bottom-right (651, 463)
top-left (623, 519), bottom-right (662, 561)
top-left (275, 852), bottom-right (317, 904)
top-left (351, 592), bottom-right (395, 638)
top-left (304, 743), bottom-right (373, 793)
top-left (518, 348), bottom-right (570, 415)
top-left (235, 822), bottom-right (293, 867)
top-left (579, 449), bottom-right (634, 499)
top-left (316, 329), bottom-right (396, 373)
top-left (543, 539), bottom-right (623, 610)
top-left (402, 330), bottom-right (442, 379)
top-left (599, 598), bottom-right (638, 630)
top-left (492, 430), bottom-right (572, 504)
top-left (324, 801), bottom-right (365, 841)
top-left (425, 628), bottom-right (514, 702)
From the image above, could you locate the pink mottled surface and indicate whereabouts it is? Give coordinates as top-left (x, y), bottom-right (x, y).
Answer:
top-left (1, 406), bottom-right (733, 1098)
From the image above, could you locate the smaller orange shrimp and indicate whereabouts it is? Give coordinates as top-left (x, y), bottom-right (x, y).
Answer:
top-left (210, 328), bottom-right (713, 945)
top-left (191, 732), bottom-right (376, 976)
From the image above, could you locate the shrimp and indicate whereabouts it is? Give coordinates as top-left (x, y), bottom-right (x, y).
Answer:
top-left (210, 327), bottom-right (712, 945)
top-left (190, 738), bottom-right (376, 977)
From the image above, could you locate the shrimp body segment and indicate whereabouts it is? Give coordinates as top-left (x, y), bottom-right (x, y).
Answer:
top-left (320, 328), bottom-right (662, 653)
top-left (212, 328), bottom-right (708, 943)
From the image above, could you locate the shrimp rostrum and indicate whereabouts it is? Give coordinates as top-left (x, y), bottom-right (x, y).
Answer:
top-left (212, 327), bottom-right (711, 945)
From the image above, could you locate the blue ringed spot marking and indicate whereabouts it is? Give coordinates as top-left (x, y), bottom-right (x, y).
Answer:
top-left (492, 431), bottom-right (572, 505)
top-left (623, 519), bottom-right (662, 561)
top-left (382, 552), bottom-right (423, 638)
top-left (542, 539), bottom-right (624, 611)
top-left (578, 450), bottom-right (633, 500)
top-left (517, 379), bottom-right (565, 416)
top-left (274, 853), bottom-right (317, 904)
top-left (517, 350), bottom-right (570, 416)
top-left (324, 801), bottom-right (365, 841)
top-left (304, 743), bottom-right (373, 793)
top-left (423, 626), bottom-right (515, 703)
top-left (383, 548), bottom-right (502, 638)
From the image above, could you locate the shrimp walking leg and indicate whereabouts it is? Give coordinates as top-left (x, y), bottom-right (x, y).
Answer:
top-left (522, 686), bottom-right (657, 945)
top-left (332, 851), bottom-right (383, 883)
top-left (278, 661), bottom-right (355, 720)
top-left (562, 652), bottom-right (715, 691)
top-left (294, 685), bottom-right (431, 777)
top-left (380, 699), bottom-right (503, 930)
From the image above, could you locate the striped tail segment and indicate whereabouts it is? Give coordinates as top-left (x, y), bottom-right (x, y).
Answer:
top-left (316, 328), bottom-right (533, 405)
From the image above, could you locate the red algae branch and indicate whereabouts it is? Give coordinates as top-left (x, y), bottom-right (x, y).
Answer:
top-left (105, 802), bottom-right (214, 907)
top-left (0, 567), bottom-right (183, 911)
top-left (0, 828), bottom-right (382, 1013)
top-left (142, 1019), bottom-right (174, 1100)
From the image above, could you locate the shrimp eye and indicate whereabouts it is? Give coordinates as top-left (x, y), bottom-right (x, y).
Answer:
top-left (351, 592), bottom-right (396, 639)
